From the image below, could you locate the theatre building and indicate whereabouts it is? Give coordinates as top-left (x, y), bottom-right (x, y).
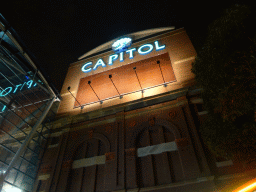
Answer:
top-left (35, 27), bottom-right (253, 192)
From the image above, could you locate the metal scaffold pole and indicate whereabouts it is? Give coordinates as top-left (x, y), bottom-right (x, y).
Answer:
top-left (0, 97), bottom-right (56, 191)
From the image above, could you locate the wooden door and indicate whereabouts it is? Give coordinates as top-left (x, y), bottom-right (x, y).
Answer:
top-left (136, 125), bottom-right (183, 188)
top-left (67, 138), bottom-right (106, 192)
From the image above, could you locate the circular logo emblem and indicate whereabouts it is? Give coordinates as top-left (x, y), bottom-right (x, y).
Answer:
top-left (112, 37), bottom-right (132, 53)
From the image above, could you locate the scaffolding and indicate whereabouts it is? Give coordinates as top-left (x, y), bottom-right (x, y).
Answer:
top-left (0, 14), bottom-right (60, 192)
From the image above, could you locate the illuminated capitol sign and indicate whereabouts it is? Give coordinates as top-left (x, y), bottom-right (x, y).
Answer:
top-left (81, 38), bottom-right (166, 73)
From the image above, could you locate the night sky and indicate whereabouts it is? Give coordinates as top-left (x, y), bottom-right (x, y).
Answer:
top-left (1, 0), bottom-right (243, 92)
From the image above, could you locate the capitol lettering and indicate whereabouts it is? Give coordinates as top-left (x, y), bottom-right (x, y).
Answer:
top-left (81, 41), bottom-right (165, 73)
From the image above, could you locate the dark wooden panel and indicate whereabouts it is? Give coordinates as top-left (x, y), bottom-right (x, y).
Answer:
top-left (162, 127), bottom-right (182, 182)
top-left (38, 180), bottom-right (47, 191)
top-left (98, 139), bottom-right (106, 156)
top-left (168, 151), bottom-right (184, 182)
top-left (125, 148), bottom-right (137, 189)
top-left (104, 152), bottom-right (117, 191)
top-left (95, 164), bottom-right (105, 191)
top-left (150, 126), bottom-right (172, 185)
top-left (75, 142), bottom-right (88, 160)
top-left (139, 156), bottom-right (155, 187)
top-left (68, 168), bottom-right (84, 192)
top-left (96, 140), bottom-right (106, 191)
top-left (50, 134), bottom-right (69, 192)
top-left (137, 129), bottom-right (155, 187)
top-left (55, 163), bottom-right (72, 192)
top-left (68, 142), bottom-right (87, 192)
top-left (116, 114), bottom-right (125, 190)
top-left (81, 139), bottom-right (99, 192)
top-left (163, 126), bottom-right (176, 143)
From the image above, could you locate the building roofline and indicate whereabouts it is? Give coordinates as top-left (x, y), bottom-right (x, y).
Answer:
top-left (78, 26), bottom-right (175, 60)
top-left (69, 27), bottom-right (185, 68)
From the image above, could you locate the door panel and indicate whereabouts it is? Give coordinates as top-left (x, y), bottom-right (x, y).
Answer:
top-left (136, 125), bottom-right (182, 187)
top-left (68, 139), bottom-right (106, 192)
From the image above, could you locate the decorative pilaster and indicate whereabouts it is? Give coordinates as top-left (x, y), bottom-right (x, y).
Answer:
top-left (104, 152), bottom-right (117, 191)
top-left (125, 148), bottom-right (137, 189)
top-left (175, 138), bottom-right (201, 179)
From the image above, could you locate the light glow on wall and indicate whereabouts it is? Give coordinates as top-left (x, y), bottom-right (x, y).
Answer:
top-left (238, 182), bottom-right (256, 192)
top-left (233, 179), bottom-right (256, 192)
top-left (3, 185), bottom-right (22, 192)
top-left (76, 53), bottom-right (175, 107)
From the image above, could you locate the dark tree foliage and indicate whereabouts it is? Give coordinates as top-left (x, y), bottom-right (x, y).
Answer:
top-left (191, 4), bottom-right (256, 162)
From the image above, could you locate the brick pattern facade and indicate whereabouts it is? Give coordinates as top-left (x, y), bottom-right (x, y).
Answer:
top-left (36, 95), bottom-right (217, 191)
top-left (34, 28), bottom-right (255, 192)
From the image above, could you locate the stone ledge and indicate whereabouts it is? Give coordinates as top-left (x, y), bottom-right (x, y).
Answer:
top-left (198, 111), bottom-right (208, 115)
top-left (38, 174), bottom-right (50, 180)
top-left (112, 176), bottom-right (215, 192)
top-left (216, 160), bottom-right (233, 167)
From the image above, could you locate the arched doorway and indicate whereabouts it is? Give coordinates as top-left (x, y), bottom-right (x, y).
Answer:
top-left (136, 123), bottom-right (184, 188)
top-left (67, 138), bottom-right (107, 192)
